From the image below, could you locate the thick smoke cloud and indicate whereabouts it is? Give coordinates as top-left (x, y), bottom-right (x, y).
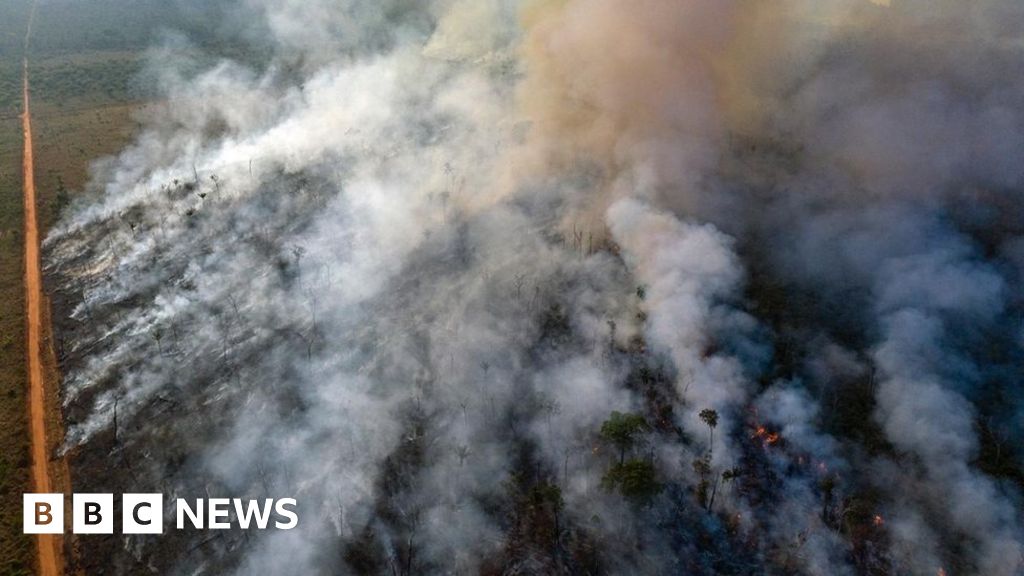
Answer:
top-left (44, 0), bottom-right (1024, 574)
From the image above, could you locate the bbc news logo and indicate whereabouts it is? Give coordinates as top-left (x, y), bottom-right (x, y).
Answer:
top-left (24, 494), bottom-right (298, 534)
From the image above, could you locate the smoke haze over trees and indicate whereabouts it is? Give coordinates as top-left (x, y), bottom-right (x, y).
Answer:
top-left (43, 0), bottom-right (1024, 574)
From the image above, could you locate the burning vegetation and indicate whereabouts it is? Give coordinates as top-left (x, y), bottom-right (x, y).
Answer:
top-left (40, 0), bottom-right (1024, 574)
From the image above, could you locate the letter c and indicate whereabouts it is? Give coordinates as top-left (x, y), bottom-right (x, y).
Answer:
top-left (133, 502), bottom-right (153, 525)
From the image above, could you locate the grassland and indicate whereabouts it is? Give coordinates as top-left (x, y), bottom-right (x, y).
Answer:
top-left (0, 2), bottom-right (33, 567)
top-left (0, 80), bottom-right (31, 576)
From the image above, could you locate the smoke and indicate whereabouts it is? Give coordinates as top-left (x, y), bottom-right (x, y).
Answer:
top-left (43, 0), bottom-right (1024, 574)
top-left (607, 198), bottom-right (759, 462)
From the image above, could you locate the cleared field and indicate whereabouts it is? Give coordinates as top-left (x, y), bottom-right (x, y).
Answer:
top-left (32, 101), bottom-right (144, 225)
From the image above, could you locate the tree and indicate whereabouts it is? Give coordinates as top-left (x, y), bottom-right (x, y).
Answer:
top-left (693, 454), bottom-right (712, 509)
top-left (152, 327), bottom-right (164, 356)
top-left (455, 444), bottom-right (470, 467)
top-left (539, 396), bottom-right (561, 439)
top-left (600, 411), bottom-right (650, 464)
top-left (699, 408), bottom-right (718, 450)
top-left (55, 176), bottom-right (69, 215)
top-left (602, 459), bottom-right (661, 503)
top-left (505, 475), bottom-right (565, 553)
top-left (709, 467), bottom-right (741, 512)
top-left (696, 409), bottom-right (733, 511)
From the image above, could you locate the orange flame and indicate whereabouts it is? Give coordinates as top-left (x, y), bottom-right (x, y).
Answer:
top-left (751, 425), bottom-right (782, 446)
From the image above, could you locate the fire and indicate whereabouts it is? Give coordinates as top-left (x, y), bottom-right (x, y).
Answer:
top-left (749, 423), bottom-right (784, 448)
top-left (873, 515), bottom-right (884, 527)
top-left (937, 569), bottom-right (947, 576)
top-left (751, 425), bottom-right (781, 446)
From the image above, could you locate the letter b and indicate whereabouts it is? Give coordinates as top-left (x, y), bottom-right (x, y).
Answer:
top-left (73, 494), bottom-right (113, 534)
top-left (24, 494), bottom-right (63, 534)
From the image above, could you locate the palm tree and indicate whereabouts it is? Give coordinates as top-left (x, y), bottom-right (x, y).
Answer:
top-left (699, 408), bottom-right (719, 451)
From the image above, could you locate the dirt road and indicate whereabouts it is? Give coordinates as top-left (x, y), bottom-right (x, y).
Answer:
top-left (22, 1), bottom-right (62, 574)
